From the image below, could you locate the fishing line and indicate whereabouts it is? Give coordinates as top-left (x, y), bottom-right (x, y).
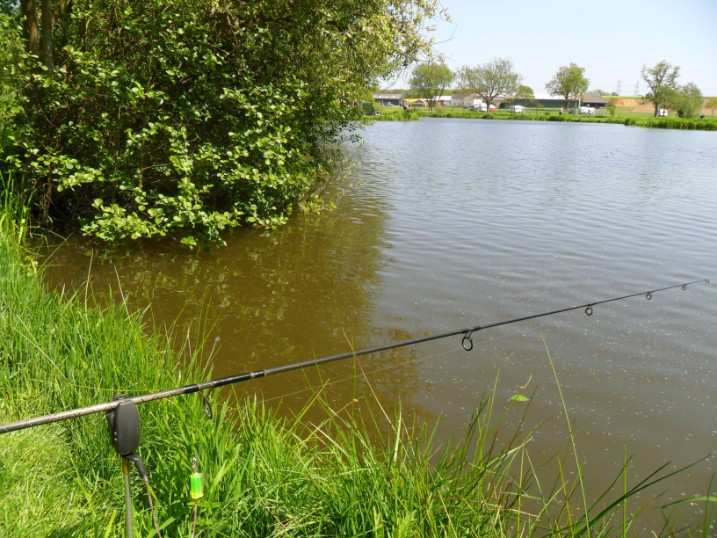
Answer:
top-left (0, 278), bottom-right (708, 435)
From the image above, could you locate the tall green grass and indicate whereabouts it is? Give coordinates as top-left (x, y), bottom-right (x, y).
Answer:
top-left (0, 175), bottom-right (714, 536)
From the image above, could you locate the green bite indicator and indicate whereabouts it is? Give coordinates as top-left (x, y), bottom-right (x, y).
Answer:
top-left (191, 457), bottom-right (203, 501)
top-left (190, 471), bottom-right (203, 500)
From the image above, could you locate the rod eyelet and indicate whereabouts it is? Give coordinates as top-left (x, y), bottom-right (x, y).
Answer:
top-left (461, 332), bottom-right (474, 351)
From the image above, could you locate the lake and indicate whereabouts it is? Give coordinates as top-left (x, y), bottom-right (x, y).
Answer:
top-left (42, 118), bottom-right (717, 529)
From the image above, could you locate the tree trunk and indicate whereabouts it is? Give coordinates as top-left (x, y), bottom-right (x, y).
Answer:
top-left (21, 0), bottom-right (40, 57)
top-left (40, 0), bottom-right (54, 76)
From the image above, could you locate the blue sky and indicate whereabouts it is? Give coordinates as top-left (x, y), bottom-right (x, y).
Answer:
top-left (385, 0), bottom-right (717, 96)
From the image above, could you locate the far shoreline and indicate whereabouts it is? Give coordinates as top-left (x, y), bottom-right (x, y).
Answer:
top-left (369, 105), bottom-right (717, 131)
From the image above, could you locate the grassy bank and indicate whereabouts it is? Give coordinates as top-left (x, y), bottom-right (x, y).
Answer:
top-left (0, 184), bottom-right (714, 536)
top-left (371, 106), bottom-right (717, 131)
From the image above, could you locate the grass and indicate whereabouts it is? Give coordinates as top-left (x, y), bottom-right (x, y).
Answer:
top-left (0, 173), bottom-right (715, 536)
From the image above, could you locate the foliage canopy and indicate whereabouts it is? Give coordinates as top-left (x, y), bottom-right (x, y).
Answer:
top-left (706, 97), bottom-right (717, 116)
top-left (409, 62), bottom-right (454, 107)
top-left (1, 0), bottom-right (441, 245)
top-left (513, 84), bottom-right (536, 103)
top-left (641, 61), bottom-right (680, 117)
top-left (667, 82), bottom-right (703, 118)
top-left (458, 58), bottom-right (521, 107)
top-left (545, 63), bottom-right (589, 108)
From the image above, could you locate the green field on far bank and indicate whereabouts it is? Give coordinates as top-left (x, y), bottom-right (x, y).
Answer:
top-left (371, 105), bottom-right (717, 131)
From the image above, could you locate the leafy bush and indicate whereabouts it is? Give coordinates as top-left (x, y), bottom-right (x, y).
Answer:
top-left (606, 100), bottom-right (617, 117)
top-left (3, 0), bottom-right (441, 245)
top-left (641, 117), bottom-right (717, 131)
top-left (362, 102), bottom-right (376, 116)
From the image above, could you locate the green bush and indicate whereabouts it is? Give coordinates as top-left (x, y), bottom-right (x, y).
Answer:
top-left (640, 116), bottom-right (717, 131)
top-left (3, 0), bottom-right (439, 246)
top-left (362, 102), bottom-right (376, 116)
top-left (6, 9), bottom-right (321, 245)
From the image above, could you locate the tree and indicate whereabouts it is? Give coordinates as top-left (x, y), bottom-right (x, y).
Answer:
top-left (458, 57), bottom-right (521, 109)
top-left (641, 60), bottom-right (680, 117)
top-left (605, 98), bottom-right (618, 117)
top-left (409, 62), bottom-right (454, 108)
top-left (512, 84), bottom-right (536, 105)
top-left (17, 0), bottom-right (74, 77)
top-left (706, 97), bottom-right (717, 117)
top-left (545, 63), bottom-right (589, 108)
top-left (667, 82), bottom-right (703, 118)
top-left (3, 0), bottom-right (444, 245)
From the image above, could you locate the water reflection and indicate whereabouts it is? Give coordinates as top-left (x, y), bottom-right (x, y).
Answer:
top-left (41, 179), bottom-right (432, 427)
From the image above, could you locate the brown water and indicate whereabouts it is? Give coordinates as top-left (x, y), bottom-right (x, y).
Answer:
top-left (42, 119), bottom-right (717, 529)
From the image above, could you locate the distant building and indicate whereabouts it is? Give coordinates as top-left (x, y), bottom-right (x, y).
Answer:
top-left (403, 98), bottom-right (429, 108)
top-left (451, 93), bottom-right (482, 108)
top-left (373, 94), bottom-right (403, 106)
top-left (581, 92), bottom-right (609, 109)
top-left (510, 92), bottom-right (581, 109)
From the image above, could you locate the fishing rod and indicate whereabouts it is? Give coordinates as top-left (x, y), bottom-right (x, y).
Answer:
top-left (0, 278), bottom-right (709, 435)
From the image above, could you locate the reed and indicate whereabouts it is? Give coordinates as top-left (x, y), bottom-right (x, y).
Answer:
top-left (0, 178), bottom-right (713, 536)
